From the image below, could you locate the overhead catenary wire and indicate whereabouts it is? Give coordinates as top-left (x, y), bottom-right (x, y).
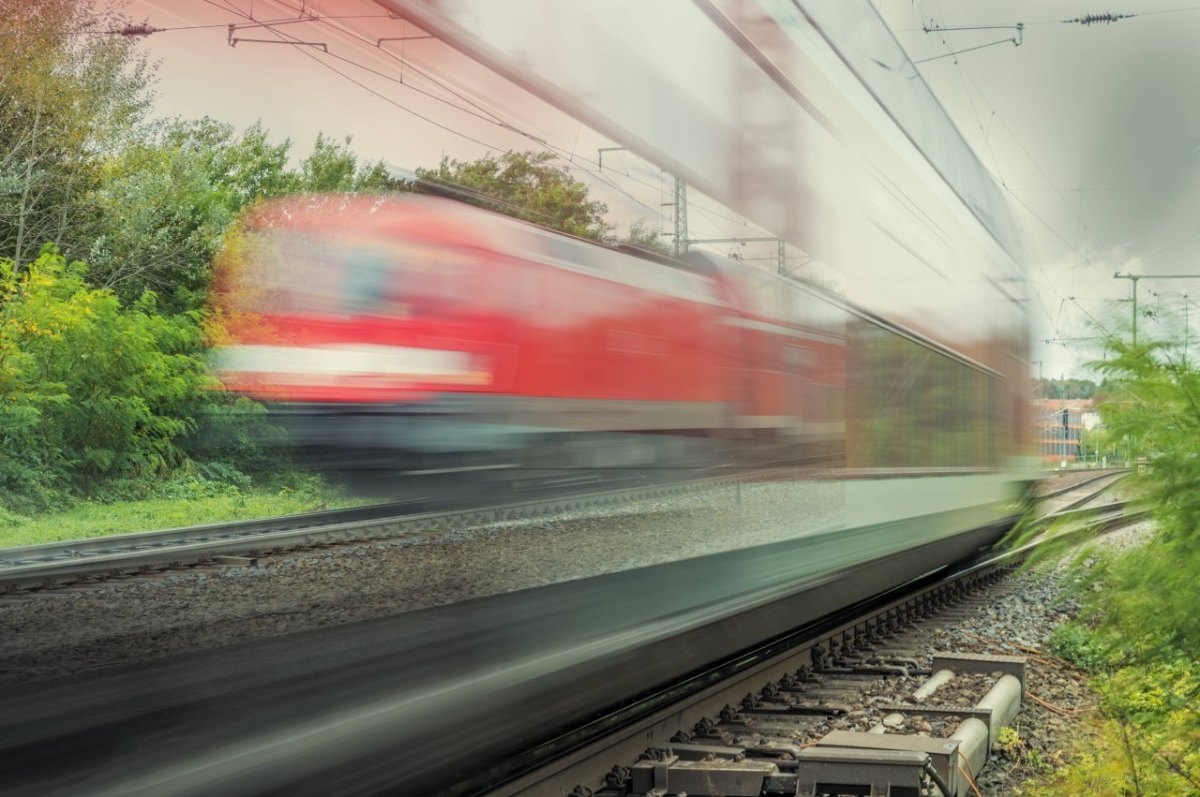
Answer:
top-left (916, 6), bottom-right (1121, 298)
top-left (215, 0), bottom-right (531, 134)
top-left (907, 7), bottom-right (1134, 376)
top-left (182, 0), bottom-right (773, 251)
top-left (265, 0), bottom-right (511, 126)
top-left (893, 3), bottom-right (1200, 31)
top-left (257, 1), bottom-right (685, 225)
top-left (162, 0), bottom-right (940, 274)
top-left (917, 0), bottom-right (1008, 183)
top-left (193, 0), bottom-right (512, 155)
top-left (175, 0), bottom-right (719, 246)
top-left (242, 0), bottom-right (767, 241)
top-left (915, 7), bottom-right (1124, 351)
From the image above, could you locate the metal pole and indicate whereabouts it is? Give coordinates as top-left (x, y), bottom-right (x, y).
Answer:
top-left (1132, 277), bottom-right (1139, 346)
top-left (1114, 273), bottom-right (1200, 346)
top-left (673, 176), bottom-right (688, 256)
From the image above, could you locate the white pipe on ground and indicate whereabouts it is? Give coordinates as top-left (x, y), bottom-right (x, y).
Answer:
top-left (912, 669), bottom-right (955, 701)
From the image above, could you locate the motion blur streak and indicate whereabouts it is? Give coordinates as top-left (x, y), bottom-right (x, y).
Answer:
top-left (114, 0), bottom-right (1040, 793)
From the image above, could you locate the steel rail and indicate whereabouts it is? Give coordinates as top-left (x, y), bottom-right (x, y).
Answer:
top-left (0, 499), bottom-right (421, 568)
top-left (0, 476), bottom-right (740, 591)
top-left (483, 501), bottom-right (1148, 797)
top-left (1038, 468), bottom-right (1129, 500)
top-left (482, 563), bottom-right (1009, 797)
top-left (0, 493), bottom-right (1143, 795)
top-left (1, 468), bottom-right (1123, 594)
top-left (1054, 472), bottom-right (1128, 512)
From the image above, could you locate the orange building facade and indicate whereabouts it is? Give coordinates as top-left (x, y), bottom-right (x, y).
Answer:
top-left (1034, 398), bottom-right (1093, 464)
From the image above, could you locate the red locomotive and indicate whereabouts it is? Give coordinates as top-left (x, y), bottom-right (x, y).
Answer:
top-left (210, 194), bottom-right (846, 476)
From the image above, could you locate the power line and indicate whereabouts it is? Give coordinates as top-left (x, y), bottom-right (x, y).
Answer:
top-left (193, 0), bottom-right (512, 154)
top-left (180, 0), bottom-right (683, 240)
top-left (242, 0), bottom-right (682, 223)
top-left (270, 0), bottom-right (766, 235)
top-left (918, 0), bottom-right (1009, 183)
top-left (268, 0), bottom-right (511, 127)
top-left (1070, 296), bottom-right (1114, 336)
top-left (916, 23), bottom-right (1123, 297)
top-left (174, 1), bottom-right (809, 260)
top-left (215, 0), bottom-right (524, 133)
top-left (894, 4), bottom-right (1200, 31)
top-left (914, 22), bottom-right (1023, 64)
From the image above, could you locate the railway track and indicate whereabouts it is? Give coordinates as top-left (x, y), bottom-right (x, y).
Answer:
top-left (487, 496), bottom-right (1144, 797)
top-left (0, 474), bottom-right (737, 595)
top-left (0, 468), bottom-right (1127, 597)
top-left (0, 469), bottom-right (1138, 795)
top-left (1037, 468), bottom-right (1128, 515)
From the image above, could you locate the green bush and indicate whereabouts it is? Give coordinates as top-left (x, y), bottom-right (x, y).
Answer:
top-left (1023, 332), bottom-right (1200, 793)
top-left (0, 246), bottom-right (275, 512)
top-left (1046, 623), bottom-right (1116, 673)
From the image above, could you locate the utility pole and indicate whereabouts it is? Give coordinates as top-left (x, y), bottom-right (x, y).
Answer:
top-left (596, 147), bottom-right (626, 172)
top-left (1114, 273), bottom-right (1200, 346)
top-left (673, 176), bottom-right (688, 256)
top-left (682, 236), bottom-right (786, 267)
top-left (1113, 273), bottom-right (1141, 346)
top-left (599, 150), bottom-right (686, 257)
top-left (663, 173), bottom-right (784, 271)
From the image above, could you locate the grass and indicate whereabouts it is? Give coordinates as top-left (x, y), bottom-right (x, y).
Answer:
top-left (0, 478), bottom-right (371, 549)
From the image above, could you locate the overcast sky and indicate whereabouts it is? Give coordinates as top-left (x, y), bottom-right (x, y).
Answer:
top-left (874, 0), bottom-right (1200, 377)
top-left (123, 0), bottom-right (1200, 378)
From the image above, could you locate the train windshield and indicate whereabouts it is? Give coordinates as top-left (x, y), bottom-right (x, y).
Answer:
top-left (223, 228), bottom-right (465, 316)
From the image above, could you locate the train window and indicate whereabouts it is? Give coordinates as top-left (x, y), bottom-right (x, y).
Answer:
top-left (255, 234), bottom-right (344, 314)
top-left (848, 319), bottom-right (1000, 470)
top-left (344, 247), bottom-right (390, 311)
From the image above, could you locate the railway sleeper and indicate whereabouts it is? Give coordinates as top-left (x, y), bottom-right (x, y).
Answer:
top-left (585, 648), bottom-right (1025, 797)
top-left (630, 752), bottom-right (795, 797)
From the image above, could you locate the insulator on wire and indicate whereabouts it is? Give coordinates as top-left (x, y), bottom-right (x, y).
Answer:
top-left (1063, 12), bottom-right (1135, 26)
top-left (114, 23), bottom-right (161, 37)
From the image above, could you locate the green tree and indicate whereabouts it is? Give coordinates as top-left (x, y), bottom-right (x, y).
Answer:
top-left (87, 117), bottom-right (299, 310)
top-left (0, 247), bottom-right (213, 511)
top-left (86, 118), bottom-right (239, 311)
top-left (415, 151), bottom-right (613, 240)
top-left (1094, 339), bottom-right (1200, 549)
top-left (1027, 334), bottom-right (1200, 794)
top-left (88, 122), bottom-right (407, 310)
top-left (0, 0), bottom-right (152, 267)
top-left (623, 218), bottom-right (671, 255)
top-left (205, 121), bottom-right (296, 208)
top-left (299, 132), bottom-right (403, 193)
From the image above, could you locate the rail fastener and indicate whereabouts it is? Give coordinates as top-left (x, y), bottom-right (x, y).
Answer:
top-left (795, 653), bottom-right (1026, 797)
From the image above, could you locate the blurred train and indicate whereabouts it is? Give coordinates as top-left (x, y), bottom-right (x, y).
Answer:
top-left (210, 192), bottom-right (1023, 494)
top-left (210, 194), bottom-right (843, 479)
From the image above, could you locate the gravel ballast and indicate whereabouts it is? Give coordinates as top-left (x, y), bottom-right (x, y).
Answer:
top-left (0, 476), bottom-right (1151, 796)
top-left (1, 480), bottom-right (847, 684)
top-left (939, 518), bottom-right (1155, 795)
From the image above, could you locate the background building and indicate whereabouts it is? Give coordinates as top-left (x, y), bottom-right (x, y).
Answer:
top-left (1034, 399), bottom-right (1093, 464)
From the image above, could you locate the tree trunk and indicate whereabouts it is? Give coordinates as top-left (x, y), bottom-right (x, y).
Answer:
top-left (13, 95), bottom-right (43, 271)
